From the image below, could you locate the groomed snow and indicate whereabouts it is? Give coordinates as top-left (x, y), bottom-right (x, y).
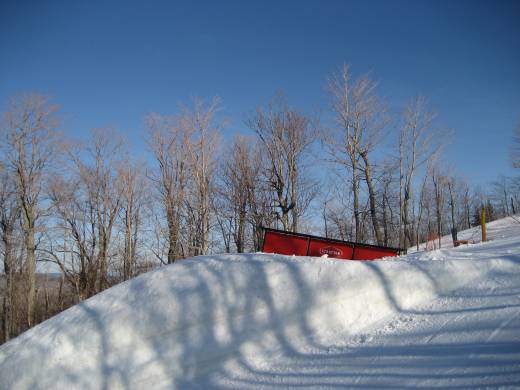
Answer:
top-left (1, 217), bottom-right (520, 389)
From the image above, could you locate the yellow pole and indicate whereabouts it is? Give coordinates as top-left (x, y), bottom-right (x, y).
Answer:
top-left (481, 206), bottom-right (487, 242)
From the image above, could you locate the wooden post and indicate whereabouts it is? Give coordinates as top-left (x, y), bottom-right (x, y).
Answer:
top-left (481, 206), bottom-right (487, 242)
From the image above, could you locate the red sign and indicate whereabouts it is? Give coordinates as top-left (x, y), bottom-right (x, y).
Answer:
top-left (319, 246), bottom-right (343, 257)
top-left (308, 239), bottom-right (353, 259)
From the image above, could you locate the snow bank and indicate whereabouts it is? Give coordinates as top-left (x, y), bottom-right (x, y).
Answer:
top-left (1, 217), bottom-right (520, 389)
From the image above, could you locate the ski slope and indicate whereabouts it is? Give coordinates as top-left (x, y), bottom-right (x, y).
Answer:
top-left (1, 217), bottom-right (520, 389)
top-left (411, 214), bottom-right (520, 252)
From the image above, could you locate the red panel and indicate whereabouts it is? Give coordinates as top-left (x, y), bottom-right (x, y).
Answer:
top-left (353, 245), bottom-right (398, 260)
top-left (308, 239), bottom-right (354, 260)
top-left (262, 229), bottom-right (400, 261)
top-left (262, 231), bottom-right (309, 256)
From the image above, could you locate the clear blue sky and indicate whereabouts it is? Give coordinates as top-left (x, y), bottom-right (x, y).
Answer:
top-left (1, 0), bottom-right (519, 184)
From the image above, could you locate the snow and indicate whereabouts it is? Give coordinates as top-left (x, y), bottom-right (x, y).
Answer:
top-left (1, 217), bottom-right (520, 389)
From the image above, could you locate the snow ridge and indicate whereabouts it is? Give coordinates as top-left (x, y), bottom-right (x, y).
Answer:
top-left (1, 217), bottom-right (520, 389)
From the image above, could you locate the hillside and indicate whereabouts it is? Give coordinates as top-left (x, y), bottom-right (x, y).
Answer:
top-left (411, 215), bottom-right (520, 251)
top-left (1, 217), bottom-right (520, 389)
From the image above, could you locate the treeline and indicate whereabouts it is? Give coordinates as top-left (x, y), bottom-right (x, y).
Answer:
top-left (1, 65), bottom-right (519, 343)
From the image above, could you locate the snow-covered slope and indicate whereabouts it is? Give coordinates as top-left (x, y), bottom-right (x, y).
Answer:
top-left (411, 215), bottom-right (520, 251)
top-left (1, 217), bottom-right (520, 389)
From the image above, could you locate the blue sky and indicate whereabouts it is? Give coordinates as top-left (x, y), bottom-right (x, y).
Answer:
top-left (1, 0), bottom-right (519, 184)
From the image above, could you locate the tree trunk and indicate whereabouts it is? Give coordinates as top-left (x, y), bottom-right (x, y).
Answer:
top-left (382, 193), bottom-right (388, 246)
top-left (98, 235), bottom-right (108, 291)
top-left (448, 182), bottom-right (456, 231)
top-left (236, 204), bottom-right (246, 253)
top-left (2, 221), bottom-right (15, 341)
top-left (290, 164), bottom-right (298, 233)
top-left (436, 199), bottom-right (442, 248)
top-left (352, 160), bottom-right (360, 242)
top-left (403, 180), bottom-right (415, 249)
top-left (3, 246), bottom-right (13, 342)
top-left (361, 153), bottom-right (382, 245)
top-left (25, 220), bottom-right (36, 328)
top-left (167, 213), bottom-right (179, 264)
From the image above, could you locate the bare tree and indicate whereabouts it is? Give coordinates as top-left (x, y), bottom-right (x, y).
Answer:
top-left (217, 136), bottom-right (275, 252)
top-left (148, 99), bottom-right (222, 260)
top-left (357, 113), bottom-right (387, 245)
top-left (1, 94), bottom-right (59, 326)
top-left (318, 189), bottom-right (333, 239)
top-left (398, 97), bottom-right (439, 249)
top-left (325, 66), bottom-right (361, 241)
top-left (446, 175), bottom-right (457, 236)
top-left (218, 136), bottom-right (254, 253)
top-left (415, 173), bottom-right (431, 250)
top-left (318, 179), bottom-right (355, 242)
top-left (454, 179), bottom-right (473, 230)
top-left (379, 162), bottom-right (399, 247)
top-left (248, 95), bottom-right (316, 233)
top-left (431, 167), bottom-right (446, 248)
top-left (182, 98), bottom-right (221, 256)
top-left (245, 143), bottom-right (276, 251)
top-left (491, 176), bottom-right (511, 218)
top-left (78, 130), bottom-right (123, 291)
top-left (147, 112), bottom-right (190, 263)
top-left (118, 159), bottom-right (145, 280)
top-left (326, 65), bottom-right (387, 244)
top-left (47, 176), bottom-right (93, 300)
top-left (509, 178), bottom-right (520, 215)
top-left (46, 129), bottom-right (124, 299)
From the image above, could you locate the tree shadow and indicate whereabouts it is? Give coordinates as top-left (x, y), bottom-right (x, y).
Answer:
top-left (0, 250), bottom-right (519, 389)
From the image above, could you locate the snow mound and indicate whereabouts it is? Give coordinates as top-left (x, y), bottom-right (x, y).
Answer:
top-left (1, 217), bottom-right (520, 389)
